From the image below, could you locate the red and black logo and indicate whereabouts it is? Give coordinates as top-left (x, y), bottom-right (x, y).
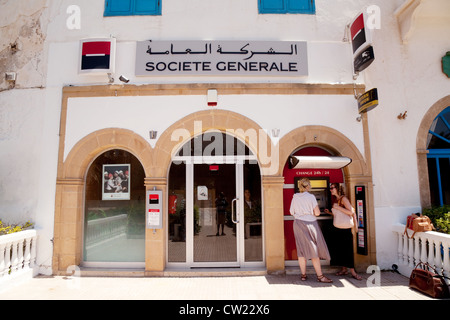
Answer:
top-left (350, 13), bottom-right (366, 54)
top-left (81, 41), bottom-right (111, 70)
top-left (149, 194), bottom-right (159, 205)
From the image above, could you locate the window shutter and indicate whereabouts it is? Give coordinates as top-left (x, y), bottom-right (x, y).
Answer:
top-left (135, 0), bottom-right (161, 15)
top-left (259, 0), bottom-right (315, 14)
top-left (259, 0), bottom-right (286, 14)
top-left (104, 0), bottom-right (133, 16)
top-left (104, 0), bottom-right (161, 16)
top-left (288, 0), bottom-right (315, 14)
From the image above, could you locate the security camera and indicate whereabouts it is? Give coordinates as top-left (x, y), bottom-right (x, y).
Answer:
top-left (119, 75), bottom-right (130, 83)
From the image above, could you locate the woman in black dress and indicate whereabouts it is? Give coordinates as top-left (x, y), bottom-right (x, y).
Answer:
top-left (325, 183), bottom-right (362, 281)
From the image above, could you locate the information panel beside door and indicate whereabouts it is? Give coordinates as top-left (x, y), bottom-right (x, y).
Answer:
top-left (147, 190), bottom-right (163, 229)
top-left (355, 186), bottom-right (368, 255)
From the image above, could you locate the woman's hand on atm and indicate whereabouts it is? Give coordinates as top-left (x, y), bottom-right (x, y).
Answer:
top-left (324, 208), bottom-right (332, 215)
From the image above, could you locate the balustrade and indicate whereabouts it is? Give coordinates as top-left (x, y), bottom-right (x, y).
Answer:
top-left (0, 230), bottom-right (37, 282)
top-left (85, 214), bottom-right (128, 248)
top-left (392, 224), bottom-right (450, 284)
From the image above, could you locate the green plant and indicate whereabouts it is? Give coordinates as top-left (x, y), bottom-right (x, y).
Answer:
top-left (435, 212), bottom-right (450, 234)
top-left (0, 220), bottom-right (34, 236)
top-left (422, 205), bottom-right (450, 235)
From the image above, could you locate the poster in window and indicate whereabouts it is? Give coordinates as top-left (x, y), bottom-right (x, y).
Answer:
top-left (102, 164), bottom-right (130, 200)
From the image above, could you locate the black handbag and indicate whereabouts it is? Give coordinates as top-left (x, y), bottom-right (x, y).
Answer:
top-left (409, 262), bottom-right (450, 299)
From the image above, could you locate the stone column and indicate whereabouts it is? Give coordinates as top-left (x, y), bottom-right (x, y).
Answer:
top-left (53, 178), bottom-right (84, 274)
top-left (144, 177), bottom-right (167, 276)
top-left (262, 176), bottom-right (285, 274)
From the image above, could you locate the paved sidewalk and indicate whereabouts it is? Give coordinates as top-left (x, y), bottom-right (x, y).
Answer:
top-left (0, 271), bottom-right (435, 300)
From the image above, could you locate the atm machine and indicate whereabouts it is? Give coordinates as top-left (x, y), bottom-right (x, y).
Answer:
top-left (294, 176), bottom-right (334, 246)
top-left (294, 177), bottom-right (330, 212)
top-left (284, 153), bottom-right (352, 263)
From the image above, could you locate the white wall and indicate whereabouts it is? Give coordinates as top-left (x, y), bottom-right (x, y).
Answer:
top-left (363, 1), bottom-right (450, 268)
top-left (2, 0), bottom-right (449, 273)
top-left (65, 94), bottom-right (364, 158)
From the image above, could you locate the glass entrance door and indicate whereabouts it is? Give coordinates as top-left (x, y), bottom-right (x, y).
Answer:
top-left (193, 163), bottom-right (238, 265)
top-left (168, 133), bottom-right (263, 268)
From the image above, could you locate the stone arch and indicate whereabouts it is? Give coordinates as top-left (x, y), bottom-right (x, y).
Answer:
top-left (62, 128), bottom-right (153, 179)
top-left (278, 125), bottom-right (369, 177)
top-left (152, 109), bottom-right (274, 178)
top-left (278, 125), bottom-right (376, 267)
top-left (417, 95), bottom-right (450, 208)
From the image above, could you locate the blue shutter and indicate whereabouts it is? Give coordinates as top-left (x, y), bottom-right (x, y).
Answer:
top-left (259, 0), bottom-right (315, 14)
top-left (259, 0), bottom-right (286, 14)
top-left (134, 0), bottom-right (161, 15)
top-left (104, 0), bottom-right (161, 16)
top-left (104, 0), bottom-right (133, 16)
top-left (288, 0), bottom-right (315, 14)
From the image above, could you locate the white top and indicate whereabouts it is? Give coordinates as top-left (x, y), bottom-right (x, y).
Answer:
top-left (289, 192), bottom-right (318, 222)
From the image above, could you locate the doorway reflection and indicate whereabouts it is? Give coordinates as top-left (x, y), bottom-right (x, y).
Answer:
top-left (194, 163), bottom-right (237, 263)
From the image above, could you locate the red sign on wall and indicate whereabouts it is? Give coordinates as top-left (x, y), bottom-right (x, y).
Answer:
top-left (79, 38), bottom-right (116, 74)
top-left (350, 12), bottom-right (375, 73)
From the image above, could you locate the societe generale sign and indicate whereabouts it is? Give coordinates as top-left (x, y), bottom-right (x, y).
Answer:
top-left (135, 40), bottom-right (308, 77)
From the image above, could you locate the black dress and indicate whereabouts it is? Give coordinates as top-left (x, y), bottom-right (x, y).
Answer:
top-left (330, 198), bottom-right (355, 268)
top-left (330, 227), bottom-right (355, 268)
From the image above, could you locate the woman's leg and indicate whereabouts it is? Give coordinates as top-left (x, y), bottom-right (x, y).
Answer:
top-left (311, 257), bottom-right (322, 276)
top-left (297, 257), bottom-right (307, 275)
top-left (312, 257), bottom-right (333, 283)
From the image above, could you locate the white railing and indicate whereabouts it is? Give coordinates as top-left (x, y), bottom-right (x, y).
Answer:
top-left (392, 224), bottom-right (450, 284)
top-left (85, 214), bottom-right (128, 248)
top-left (0, 230), bottom-right (37, 283)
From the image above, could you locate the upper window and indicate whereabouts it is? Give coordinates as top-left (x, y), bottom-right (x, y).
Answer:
top-left (427, 107), bottom-right (450, 206)
top-left (104, 0), bottom-right (161, 16)
top-left (428, 107), bottom-right (450, 150)
top-left (258, 0), bottom-right (315, 14)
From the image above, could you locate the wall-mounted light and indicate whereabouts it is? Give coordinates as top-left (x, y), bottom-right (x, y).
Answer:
top-left (119, 75), bottom-right (129, 83)
top-left (271, 128), bottom-right (280, 138)
top-left (149, 130), bottom-right (158, 139)
top-left (207, 89), bottom-right (218, 107)
top-left (5, 72), bottom-right (16, 82)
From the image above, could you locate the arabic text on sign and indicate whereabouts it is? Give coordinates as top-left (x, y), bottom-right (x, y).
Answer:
top-left (135, 40), bottom-right (308, 77)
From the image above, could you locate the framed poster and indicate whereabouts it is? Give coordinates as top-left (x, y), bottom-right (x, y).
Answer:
top-left (102, 164), bottom-right (130, 200)
top-left (197, 186), bottom-right (208, 200)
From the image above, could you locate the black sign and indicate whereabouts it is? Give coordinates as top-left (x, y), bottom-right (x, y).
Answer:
top-left (357, 88), bottom-right (378, 113)
top-left (354, 46), bottom-right (375, 73)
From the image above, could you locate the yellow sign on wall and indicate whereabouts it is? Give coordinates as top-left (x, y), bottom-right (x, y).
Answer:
top-left (358, 88), bottom-right (379, 113)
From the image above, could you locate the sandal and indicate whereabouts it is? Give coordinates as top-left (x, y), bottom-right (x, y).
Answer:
top-left (351, 274), bottom-right (362, 281)
top-left (336, 270), bottom-right (349, 276)
top-left (301, 274), bottom-right (307, 281)
top-left (317, 275), bottom-right (333, 283)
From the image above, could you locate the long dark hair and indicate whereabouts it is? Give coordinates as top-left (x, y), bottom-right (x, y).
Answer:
top-left (330, 183), bottom-right (345, 204)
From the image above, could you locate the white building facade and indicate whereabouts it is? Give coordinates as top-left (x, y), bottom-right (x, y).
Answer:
top-left (0, 0), bottom-right (449, 276)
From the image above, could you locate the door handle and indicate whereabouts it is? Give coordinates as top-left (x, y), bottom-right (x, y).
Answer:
top-left (231, 198), bottom-right (239, 224)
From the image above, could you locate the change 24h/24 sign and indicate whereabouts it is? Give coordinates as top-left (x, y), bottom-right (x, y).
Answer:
top-left (135, 40), bottom-right (308, 77)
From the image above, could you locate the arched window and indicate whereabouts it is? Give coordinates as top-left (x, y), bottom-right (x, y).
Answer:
top-left (84, 149), bottom-right (146, 266)
top-left (427, 107), bottom-right (450, 206)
